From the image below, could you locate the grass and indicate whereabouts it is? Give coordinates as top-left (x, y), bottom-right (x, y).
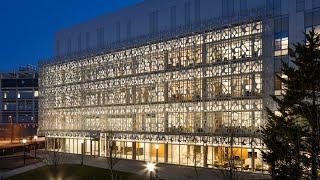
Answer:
top-left (7, 164), bottom-right (140, 180)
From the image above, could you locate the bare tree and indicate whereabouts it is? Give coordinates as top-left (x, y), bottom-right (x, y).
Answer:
top-left (193, 154), bottom-right (201, 180)
top-left (217, 127), bottom-right (246, 180)
top-left (38, 138), bottom-right (68, 178)
top-left (106, 132), bottom-right (120, 180)
top-left (184, 145), bottom-right (203, 180)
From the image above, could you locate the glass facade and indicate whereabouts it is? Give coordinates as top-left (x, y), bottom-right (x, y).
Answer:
top-left (39, 21), bottom-right (266, 172)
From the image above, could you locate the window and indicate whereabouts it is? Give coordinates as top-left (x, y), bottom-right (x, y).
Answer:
top-left (168, 112), bottom-right (201, 133)
top-left (274, 73), bottom-right (287, 95)
top-left (296, 0), bottom-right (305, 12)
top-left (313, 0), bottom-right (320, 8)
top-left (306, 25), bottom-right (320, 50)
top-left (274, 17), bottom-right (289, 57)
top-left (169, 80), bottom-right (201, 102)
top-left (4, 103), bottom-right (16, 111)
top-left (19, 91), bottom-right (34, 99)
top-left (34, 90), bottom-right (39, 97)
top-left (274, 34), bottom-right (288, 57)
top-left (275, 111), bottom-right (282, 117)
top-left (306, 24), bottom-right (320, 36)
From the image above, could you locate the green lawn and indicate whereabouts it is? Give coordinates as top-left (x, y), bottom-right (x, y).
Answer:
top-left (8, 164), bottom-right (141, 180)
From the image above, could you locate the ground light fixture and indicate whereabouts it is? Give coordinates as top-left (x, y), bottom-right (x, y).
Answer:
top-left (22, 139), bottom-right (27, 166)
top-left (146, 162), bottom-right (156, 180)
top-left (33, 135), bottom-right (38, 158)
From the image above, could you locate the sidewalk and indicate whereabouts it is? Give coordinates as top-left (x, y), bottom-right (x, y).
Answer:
top-left (49, 153), bottom-right (270, 180)
top-left (82, 157), bottom-right (270, 180)
top-left (0, 162), bottom-right (45, 179)
top-left (1, 152), bottom-right (271, 180)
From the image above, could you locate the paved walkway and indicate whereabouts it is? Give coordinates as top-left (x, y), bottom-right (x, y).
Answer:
top-left (0, 162), bottom-right (45, 179)
top-left (82, 157), bottom-right (270, 180)
top-left (1, 151), bottom-right (270, 180)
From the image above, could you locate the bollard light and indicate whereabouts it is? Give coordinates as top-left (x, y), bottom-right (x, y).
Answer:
top-left (146, 162), bottom-right (156, 180)
top-left (22, 139), bottom-right (27, 166)
top-left (33, 136), bottom-right (38, 158)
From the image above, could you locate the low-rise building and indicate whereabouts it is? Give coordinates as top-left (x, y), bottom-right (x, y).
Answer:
top-left (0, 65), bottom-right (38, 141)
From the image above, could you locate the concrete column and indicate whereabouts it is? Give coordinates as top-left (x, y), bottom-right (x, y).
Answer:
top-left (203, 145), bottom-right (208, 167)
top-left (90, 138), bottom-right (92, 156)
top-left (164, 143), bottom-right (168, 163)
top-left (251, 147), bottom-right (255, 172)
top-left (164, 50), bottom-right (169, 68)
top-left (132, 141), bottom-right (137, 160)
top-left (53, 138), bottom-right (55, 151)
top-left (212, 146), bottom-right (215, 167)
top-left (202, 42), bottom-right (207, 64)
top-left (164, 112), bottom-right (169, 133)
top-left (98, 139), bottom-right (100, 157)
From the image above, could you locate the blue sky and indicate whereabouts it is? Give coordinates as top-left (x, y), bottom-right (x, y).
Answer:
top-left (0, 0), bottom-right (143, 71)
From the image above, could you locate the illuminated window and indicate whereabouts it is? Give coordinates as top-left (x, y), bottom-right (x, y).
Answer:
top-left (306, 25), bottom-right (320, 48)
top-left (3, 92), bottom-right (7, 99)
top-left (313, 25), bottom-right (320, 34)
top-left (17, 92), bottom-right (21, 99)
top-left (274, 73), bottom-right (288, 95)
top-left (274, 33), bottom-right (288, 57)
top-left (275, 111), bottom-right (282, 117)
top-left (274, 18), bottom-right (289, 57)
top-left (34, 90), bottom-right (39, 97)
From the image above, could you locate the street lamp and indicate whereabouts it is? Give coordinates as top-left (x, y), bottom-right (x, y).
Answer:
top-left (146, 162), bottom-right (155, 180)
top-left (155, 144), bottom-right (159, 179)
top-left (33, 135), bottom-right (38, 158)
top-left (80, 139), bottom-right (84, 166)
top-left (22, 139), bottom-right (27, 166)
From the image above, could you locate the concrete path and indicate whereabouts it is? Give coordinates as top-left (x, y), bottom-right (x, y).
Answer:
top-left (0, 162), bottom-right (45, 179)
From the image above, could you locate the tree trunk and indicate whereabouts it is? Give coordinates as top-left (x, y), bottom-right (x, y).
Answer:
top-left (311, 86), bottom-right (319, 180)
top-left (193, 154), bottom-right (199, 180)
top-left (311, 130), bottom-right (318, 180)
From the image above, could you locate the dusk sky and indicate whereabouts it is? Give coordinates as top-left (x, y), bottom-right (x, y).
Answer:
top-left (0, 0), bottom-right (143, 71)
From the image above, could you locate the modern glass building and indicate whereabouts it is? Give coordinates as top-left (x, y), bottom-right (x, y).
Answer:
top-left (38, 0), bottom-right (320, 172)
